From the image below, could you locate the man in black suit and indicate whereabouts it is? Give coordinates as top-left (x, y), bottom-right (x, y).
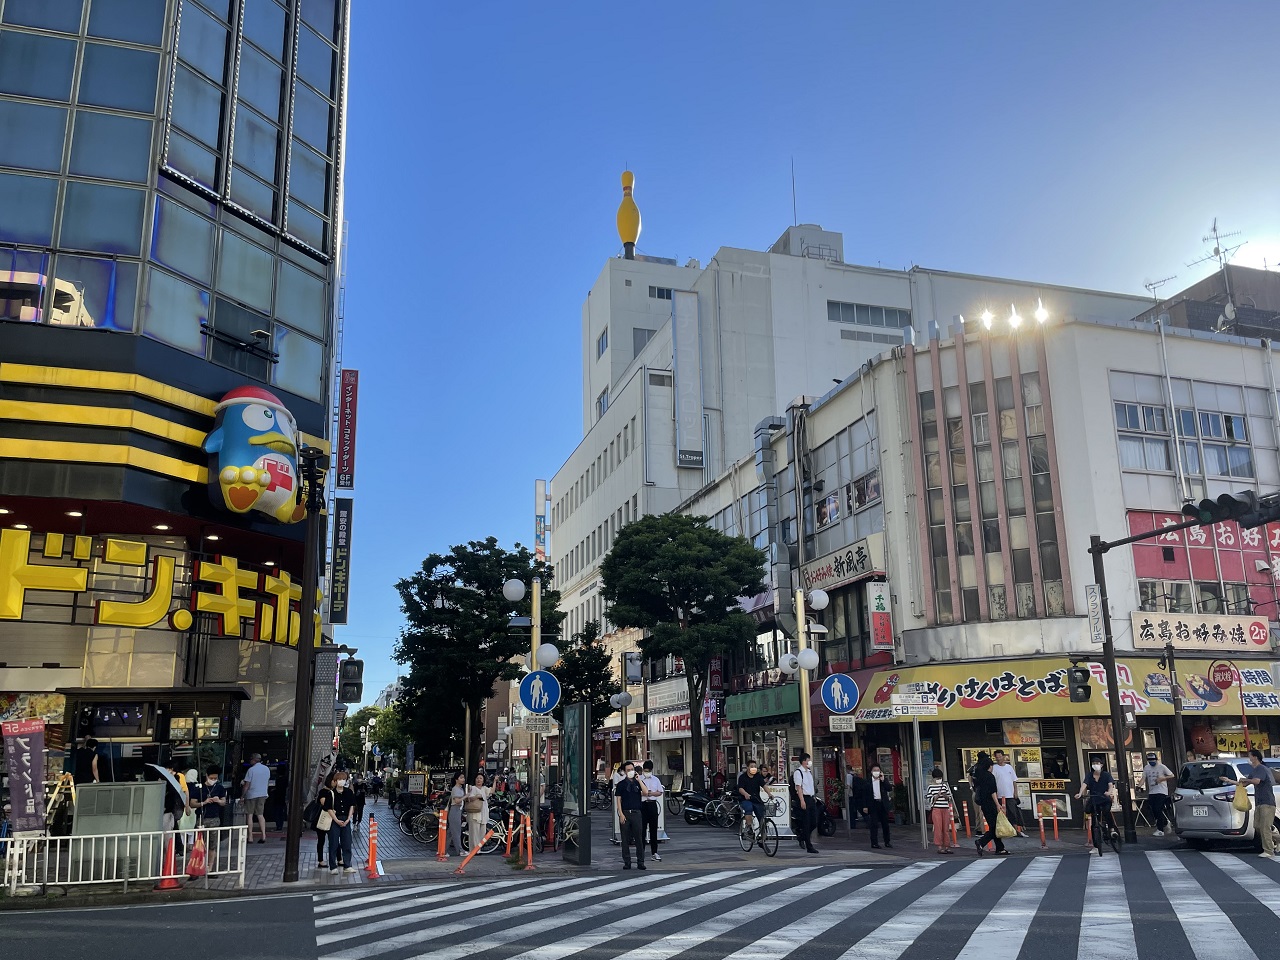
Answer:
top-left (859, 762), bottom-right (893, 848)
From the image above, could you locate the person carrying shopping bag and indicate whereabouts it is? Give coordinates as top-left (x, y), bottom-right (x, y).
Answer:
top-left (924, 768), bottom-right (958, 854)
top-left (464, 774), bottom-right (491, 852)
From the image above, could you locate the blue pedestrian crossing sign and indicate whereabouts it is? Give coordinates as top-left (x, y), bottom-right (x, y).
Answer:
top-left (820, 673), bottom-right (859, 714)
top-left (519, 670), bottom-right (561, 714)
top-left (372, 745), bottom-right (381, 757)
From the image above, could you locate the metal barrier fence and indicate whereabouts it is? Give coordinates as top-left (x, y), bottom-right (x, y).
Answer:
top-left (3, 825), bottom-right (247, 894)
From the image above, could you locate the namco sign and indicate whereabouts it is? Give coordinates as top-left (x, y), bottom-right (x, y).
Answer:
top-left (647, 709), bottom-right (691, 741)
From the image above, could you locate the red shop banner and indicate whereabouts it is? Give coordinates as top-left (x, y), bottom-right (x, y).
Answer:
top-left (336, 369), bottom-right (359, 490)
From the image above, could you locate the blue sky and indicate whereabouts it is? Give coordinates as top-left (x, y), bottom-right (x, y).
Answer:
top-left (337, 2), bottom-right (1280, 702)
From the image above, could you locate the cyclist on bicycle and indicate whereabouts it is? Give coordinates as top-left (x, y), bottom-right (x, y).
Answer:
top-left (1077, 760), bottom-right (1118, 854)
top-left (737, 760), bottom-right (770, 847)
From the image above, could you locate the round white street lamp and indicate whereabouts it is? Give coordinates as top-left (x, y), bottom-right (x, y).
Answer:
top-left (797, 648), bottom-right (820, 672)
top-left (779, 652), bottom-right (799, 675)
top-left (807, 588), bottom-right (829, 612)
top-left (535, 643), bottom-right (560, 668)
top-left (502, 579), bottom-right (526, 603)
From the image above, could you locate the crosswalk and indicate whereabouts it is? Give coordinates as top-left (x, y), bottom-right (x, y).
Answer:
top-left (312, 851), bottom-right (1280, 960)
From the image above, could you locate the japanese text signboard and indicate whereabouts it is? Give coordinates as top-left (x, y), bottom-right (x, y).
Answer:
top-left (867, 580), bottom-right (894, 651)
top-left (2, 718), bottom-right (46, 834)
top-left (329, 498), bottom-right (353, 624)
top-left (336, 369), bottom-right (358, 489)
top-left (1129, 611), bottom-right (1270, 652)
top-left (800, 534), bottom-right (886, 593)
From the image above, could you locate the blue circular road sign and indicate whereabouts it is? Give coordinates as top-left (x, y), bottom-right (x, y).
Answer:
top-left (820, 673), bottom-right (859, 714)
top-left (519, 670), bottom-right (561, 714)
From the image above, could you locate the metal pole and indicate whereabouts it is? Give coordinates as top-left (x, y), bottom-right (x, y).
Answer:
top-left (464, 702), bottom-right (471, 777)
top-left (530, 577), bottom-right (541, 809)
top-left (1165, 641), bottom-right (1188, 768)
top-left (283, 447), bottom-right (328, 883)
top-left (795, 588), bottom-right (814, 759)
top-left (915, 716), bottom-right (927, 850)
top-left (1090, 534), bottom-right (1138, 844)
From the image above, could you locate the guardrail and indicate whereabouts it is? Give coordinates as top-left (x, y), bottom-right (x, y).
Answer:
top-left (3, 825), bottom-right (247, 895)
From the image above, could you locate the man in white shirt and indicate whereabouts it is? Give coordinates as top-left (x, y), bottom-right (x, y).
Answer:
top-left (1141, 752), bottom-right (1176, 835)
top-left (792, 753), bottom-right (819, 854)
top-left (992, 750), bottom-right (1024, 837)
top-left (639, 761), bottom-right (665, 861)
top-left (240, 753), bottom-right (271, 844)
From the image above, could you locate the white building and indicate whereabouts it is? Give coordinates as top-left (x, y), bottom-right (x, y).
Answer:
top-left (373, 677), bottom-right (405, 710)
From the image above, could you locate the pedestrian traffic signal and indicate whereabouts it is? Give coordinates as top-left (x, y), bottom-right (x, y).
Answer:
top-left (1068, 666), bottom-right (1091, 703)
top-left (338, 658), bottom-right (364, 703)
top-left (1181, 492), bottom-right (1280, 529)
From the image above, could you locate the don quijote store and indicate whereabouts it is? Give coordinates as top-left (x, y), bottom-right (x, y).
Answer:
top-left (0, 323), bottom-right (338, 791)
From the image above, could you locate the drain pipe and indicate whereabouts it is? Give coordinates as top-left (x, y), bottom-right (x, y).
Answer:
top-left (1156, 316), bottom-right (1189, 502)
top-left (1265, 340), bottom-right (1280, 479)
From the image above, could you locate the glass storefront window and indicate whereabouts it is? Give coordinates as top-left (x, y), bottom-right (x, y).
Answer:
top-left (275, 259), bottom-right (326, 338)
top-left (243, 0), bottom-right (288, 62)
top-left (61, 181), bottom-right (145, 256)
top-left (297, 26), bottom-right (335, 98)
top-left (151, 196), bottom-right (214, 284)
top-left (3, 0), bottom-right (83, 33)
top-left (79, 44), bottom-right (159, 113)
top-left (50, 254), bottom-right (137, 330)
top-left (88, 0), bottom-right (165, 45)
top-left (289, 139), bottom-right (329, 213)
top-left (0, 248), bottom-right (50, 321)
top-left (0, 30), bottom-right (76, 101)
top-left (141, 266), bottom-right (208, 354)
top-left (69, 111), bottom-right (152, 182)
top-left (237, 44), bottom-right (283, 121)
top-left (0, 98), bottom-right (67, 171)
top-left (177, 4), bottom-right (230, 84)
top-left (217, 231), bottom-right (273, 312)
top-left (273, 324), bottom-right (324, 400)
top-left (292, 79), bottom-right (331, 154)
top-left (211, 297), bottom-right (270, 379)
top-left (0, 172), bottom-right (57, 245)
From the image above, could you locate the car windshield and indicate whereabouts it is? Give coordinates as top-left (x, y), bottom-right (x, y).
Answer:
top-left (1178, 762), bottom-right (1244, 790)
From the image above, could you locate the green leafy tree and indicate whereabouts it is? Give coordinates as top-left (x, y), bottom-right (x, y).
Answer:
top-left (601, 513), bottom-right (765, 792)
top-left (338, 705), bottom-right (381, 769)
top-left (552, 619), bottom-right (617, 732)
top-left (370, 699), bottom-right (411, 767)
top-left (394, 537), bottom-right (563, 773)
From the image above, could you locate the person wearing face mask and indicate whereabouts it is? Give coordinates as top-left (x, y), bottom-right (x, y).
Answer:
top-left (792, 752), bottom-right (819, 854)
top-left (924, 768), bottom-right (957, 854)
top-left (327, 770), bottom-right (357, 873)
top-left (860, 763), bottom-right (893, 849)
top-left (191, 764), bottom-right (228, 828)
top-left (1075, 758), bottom-right (1117, 854)
top-left (973, 754), bottom-right (1007, 856)
top-left (614, 761), bottom-right (645, 869)
top-left (1141, 752), bottom-right (1175, 836)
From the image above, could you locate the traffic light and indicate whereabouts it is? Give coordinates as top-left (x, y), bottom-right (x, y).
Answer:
top-left (1182, 492), bottom-right (1280, 529)
top-left (1068, 666), bottom-right (1092, 703)
top-left (338, 658), bottom-right (364, 703)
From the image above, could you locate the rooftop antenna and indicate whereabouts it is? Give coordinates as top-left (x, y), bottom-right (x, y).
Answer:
top-left (790, 157), bottom-right (797, 227)
top-left (1143, 275), bottom-right (1176, 302)
top-left (1187, 218), bottom-right (1246, 332)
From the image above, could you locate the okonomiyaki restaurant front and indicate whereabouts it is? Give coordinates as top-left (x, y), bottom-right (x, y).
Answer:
top-left (850, 655), bottom-right (1280, 827)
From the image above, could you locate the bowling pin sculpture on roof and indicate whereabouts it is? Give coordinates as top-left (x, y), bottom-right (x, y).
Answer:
top-left (617, 170), bottom-right (641, 260)
top-left (203, 386), bottom-right (306, 524)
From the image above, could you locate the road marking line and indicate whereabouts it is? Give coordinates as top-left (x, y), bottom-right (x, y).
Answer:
top-left (954, 857), bottom-right (1058, 960)
top-left (1148, 851), bottom-right (1259, 960)
top-left (1204, 852), bottom-right (1280, 922)
top-left (313, 877), bottom-right (525, 916)
top-left (1075, 853), bottom-right (1133, 960)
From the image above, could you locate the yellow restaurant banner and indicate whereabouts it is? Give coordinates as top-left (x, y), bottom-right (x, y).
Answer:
top-left (852, 656), bottom-right (1280, 723)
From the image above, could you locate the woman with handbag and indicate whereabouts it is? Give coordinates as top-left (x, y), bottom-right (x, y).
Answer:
top-left (972, 754), bottom-right (1008, 856)
top-left (314, 774), bottom-right (335, 870)
top-left (327, 771), bottom-right (357, 872)
top-left (464, 773), bottom-right (491, 852)
top-left (446, 772), bottom-right (466, 856)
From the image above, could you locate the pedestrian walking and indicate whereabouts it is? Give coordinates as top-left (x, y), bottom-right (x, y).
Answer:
top-left (846, 767), bottom-right (864, 830)
top-left (464, 774), bottom-right (490, 852)
top-left (446, 772), bottom-right (466, 857)
top-left (313, 773), bottom-right (334, 870)
top-left (615, 761), bottom-right (645, 869)
top-left (1229, 748), bottom-right (1276, 859)
top-left (861, 763), bottom-right (893, 849)
top-left (1142, 752), bottom-right (1175, 836)
top-left (792, 752), bottom-right (819, 854)
top-left (992, 750), bottom-right (1025, 837)
top-left (973, 754), bottom-right (1007, 856)
top-left (241, 753), bottom-right (270, 844)
top-left (353, 777), bottom-right (367, 826)
top-left (639, 760), bottom-right (664, 861)
top-left (328, 771), bottom-right (357, 872)
top-left (924, 768), bottom-right (957, 854)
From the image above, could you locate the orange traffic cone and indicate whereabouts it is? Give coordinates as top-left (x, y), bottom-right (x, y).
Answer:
top-left (154, 834), bottom-right (183, 890)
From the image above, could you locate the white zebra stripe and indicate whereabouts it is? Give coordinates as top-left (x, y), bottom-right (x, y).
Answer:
top-left (1204, 852), bottom-right (1280, 922)
top-left (1148, 851), bottom-right (1259, 960)
top-left (313, 878), bottom-right (525, 916)
top-left (954, 857), bottom-right (1059, 960)
top-left (1077, 853), bottom-right (1135, 960)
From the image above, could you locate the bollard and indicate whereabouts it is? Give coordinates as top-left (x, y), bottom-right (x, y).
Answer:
top-left (154, 834), bottom-right (182, 890)
top-left (1052, 808), bottom-right (1059, 842)
top-left (524, 813), bottom-right (536, 870)
top-left (961, 801), bottom-right (972, 838)
top-left (436, 812), bottom-right (449, 862)
top-left (366, 816), bottom-right (380, 879)
top-left (505, 810), bottom-right (515, 857)
top-left (1039, 812), bottom-right (1047, 849)
top-left (547, 810), bottom-right (555, 851)
top-left (453, 828), bottom-right (494, 876)
top-left (951, 817), bottom-right (958, 848)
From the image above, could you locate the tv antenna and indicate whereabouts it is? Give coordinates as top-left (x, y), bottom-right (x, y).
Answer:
top-left (1187, 218), bottom-right (1246, 333)
top-left (1143, 275), bottom-right (1177, 302)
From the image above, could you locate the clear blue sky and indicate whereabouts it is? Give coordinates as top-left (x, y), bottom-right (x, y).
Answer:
top-left (338, 2), bottom-right (1280, 702)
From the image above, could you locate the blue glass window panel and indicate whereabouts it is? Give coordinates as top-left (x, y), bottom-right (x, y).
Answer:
top-left (151, 196), bottom-right (213, 284)
top-left (291, 81), bottom-right (331, 154)
top-left (273, 324), bottom-right (325, 401)
top-left (0, 172), bottom-right (57, 245)
top-left (69, 111), bottom-right (152, 182)
top-left (88, 0), bottom-right (164, 45)
top-left (238, 44), bottom-right (283, 122)
top-left (300, 0), bottom-right (337, 40)
top-left (158, 173), bottom-right (217, 216)
top-left (142, 267), bottom-right (208, 354)
top-left (275, 260), bottom-right (326, 338)
top-left (229, 166), bottom-right (275, 221)
top-left (0, 248), bottom-right (51, 321)
top-left (170, 65), bottom-right (223, 146)
top-left (50, 254), bottom-right (137, 330)
top-left (0, 31), bottom-right (76, 101)
top-left (243, 0), bottom-right (287, 62)
top-left (0, 99), bottom-right (67, 171)
top-left (178, 4), bottom-right (229, 84)
top-left (2, 0), bottom-right (82, 33)
top-left (61, 181), bottom-right (145, 255)
top-left (233, 108), bottom-right (278, 182)
top-left (288, 140), bottom-right (328, 213)
top-left (166, 131), bottom-right (219, 191)
top-left (286, 201), bottom-right (325, 251)
top-left (296, 27), bottom-right (335, 99)
top-left (217, 231), bottom-right (274, 312)
top-left (79, 44), bottom-right (159, 113)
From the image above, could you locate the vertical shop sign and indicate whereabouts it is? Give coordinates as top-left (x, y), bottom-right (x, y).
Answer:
top-left (534, 479), bottom-right (549, 563)
top-left (336, 370), bottom-right (359, 489)
top-left (708, 656), bottom-right (724, 695)
top-left (2, 718), bottom-right (46, 833)
top-left (868, 581), bottom-right (894, 651)
top-left (329, 498), bottom-right (353, 624)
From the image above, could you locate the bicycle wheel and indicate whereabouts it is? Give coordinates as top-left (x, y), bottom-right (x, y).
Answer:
top-left (1108, 827), bottom-right (1122, 855)
top-left (666, 795), bottom-right (684, 817)
top-left (480, 819), bottom-right (502, 854)
top-left (738, 819), bottom-right (755, 851)
top-left (704, 800), bottom-right (724, 828)
top-left (761, 820), bottom-right (779, 857)
top-left (412, 811), bottom-right (439, 844)
top-left (531, 823), bottom-right (544, 853)
top-left (398, 807), bottom-right (419, 836)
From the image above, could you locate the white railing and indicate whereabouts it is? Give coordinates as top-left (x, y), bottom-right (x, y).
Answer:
top-left (3, 826), bottom-right (247, 895)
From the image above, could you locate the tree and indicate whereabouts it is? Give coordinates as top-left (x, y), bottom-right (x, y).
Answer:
top-left (601, 513), bottom-right (766, 793)
top-left (338, 705), bottom-right (381, 769)
top-left (370, 699), bottom-right (411, 767)
top-left (552, 619), bottom-right (617, 732)
top-left (394, 537), bottom-right (564, 773)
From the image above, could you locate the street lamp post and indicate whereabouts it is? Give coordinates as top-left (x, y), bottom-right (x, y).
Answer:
top-left (283, 446), bottom-right (329, 883)
top-left (790, 588), bottom-right (829, 761)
